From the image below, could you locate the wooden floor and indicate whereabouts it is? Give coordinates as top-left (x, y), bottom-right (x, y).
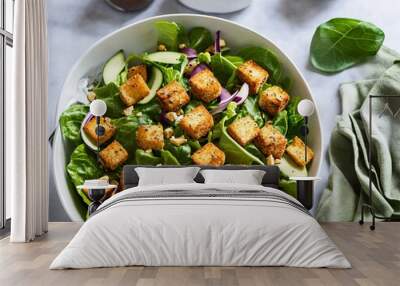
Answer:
top-left (0, 223), bottom-right (399, 286)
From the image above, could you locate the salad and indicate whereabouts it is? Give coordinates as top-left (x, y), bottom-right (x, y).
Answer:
top-left (59, 20), bottom-right (314, 215)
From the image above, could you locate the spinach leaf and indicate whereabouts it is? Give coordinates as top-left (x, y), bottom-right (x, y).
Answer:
top-left (238, 46), bottom-right (284, 86)
top-left (272, 110), bottom-right (288, 136)
top-left (135, 149), bottom-right (162, 165)
top-left (210, 53), bottom-right (237, 86)
top-left (286, 96), bottom-right (304, 139)
top-left (66, 144), bottom-right (104, 205)
top-left (188, 27), bottom-right (213, 52)
top-left (310, 18), bottom-right (385, 73)
top-left (94, 83), bottom-right (125, 118)
top-left (161, 150), bottom-right (180, 165)
top-left (135, 100), bottom-right (162, 121)
top-left (238, 96), bottom-right (264, 127)
top-left (165, 142), bottom-right (192, 165)
top-left (59, 103), bottom-right (89, 147)
top-left (112, 114), bottom-right (153, 159)
top-left (224, 56), bottom-right (244, 67)
top-left (245, 144), bottom-right (265, 162)
top-left (154, 20), bottom-right (183, 51)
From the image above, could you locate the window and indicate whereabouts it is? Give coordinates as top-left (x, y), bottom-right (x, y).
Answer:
top-left (0, 0), bottom-right (14, 232)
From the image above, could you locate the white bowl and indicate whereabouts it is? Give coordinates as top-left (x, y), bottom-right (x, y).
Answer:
top-left (53, 14), bottom-right (322, 221)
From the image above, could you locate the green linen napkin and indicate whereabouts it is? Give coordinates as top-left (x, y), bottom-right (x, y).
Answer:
top-left (316, 47), bottom-right (400, 221)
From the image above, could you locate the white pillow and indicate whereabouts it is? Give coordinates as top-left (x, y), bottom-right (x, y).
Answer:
top-left (136, 167), bottom-right (200, 186)
top-left (200, 169), bottom-right (266, 185)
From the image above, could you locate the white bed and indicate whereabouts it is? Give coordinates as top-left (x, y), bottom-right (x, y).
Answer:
top-left (50, 181), bottom-right (350, 269)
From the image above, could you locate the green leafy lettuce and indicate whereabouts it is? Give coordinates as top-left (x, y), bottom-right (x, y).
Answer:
top-left (310, 18), bottom-right (385, 73)
top-left (210, 53), bottom-right (237, 86)
top-left (165, 142), bottom-right (192, 165)
top-left (238, 95), bottom-right (264, 127)
top-left (273, 110), bottom-right (288, 136)
top-left (135, 149), bottom-right (162, 165)
top-left (66, 144), bottom-right (104, 205)
top-left (59, 103), bottom-right (89, 147)
top-left (154, 20), bottom-right (186, 51)
top-left (188, 27), bottom-right (213, 52)
top-left (286, 96), bottom-right (304, 139)
top-left (94, 83), bottom-right (125, 118)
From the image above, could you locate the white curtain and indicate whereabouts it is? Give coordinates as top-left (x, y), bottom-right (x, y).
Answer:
top-left (7, 0), bottom-right (48, 242)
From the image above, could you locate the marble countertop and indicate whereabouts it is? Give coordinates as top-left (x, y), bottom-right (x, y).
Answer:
top-left (47, 0), bottom-right (400, 221)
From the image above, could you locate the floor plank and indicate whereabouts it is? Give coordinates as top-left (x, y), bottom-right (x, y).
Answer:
top-left (0, 222), bottom-right (398, 286)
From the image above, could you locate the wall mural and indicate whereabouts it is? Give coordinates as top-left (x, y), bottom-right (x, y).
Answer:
top-left (57, 20), bottom-right (316, 220)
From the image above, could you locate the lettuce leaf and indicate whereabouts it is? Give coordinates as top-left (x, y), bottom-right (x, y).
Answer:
top-left (161, 150), bottom-right (180, 165)
top-left (286, 96), bottom-right (304, 139)
top-left (94, 83), bottom-right (125, 118)
top-left (210, 53), bottom-right (237, 86)
top-left (165, 142), bottom-right (192, 165)
top-left (59, 103), bottom-right (88, 147)
top-left (66, 144), bottom-right (104, 205)
top-left (188, 27), bottom-right (213, 52)
top-left (154, 20), bottom-right (185, 51)
top-left (135, 149), bottom-right (162, 165)
top-left (273, 110), bottom-right (288, 136)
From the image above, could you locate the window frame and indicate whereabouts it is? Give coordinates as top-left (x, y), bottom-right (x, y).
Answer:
top-left (0, 0), bottom-right (13, 233)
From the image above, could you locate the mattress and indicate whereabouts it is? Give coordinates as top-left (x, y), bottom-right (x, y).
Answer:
top-left (50, 183), bottom-right (350, 269)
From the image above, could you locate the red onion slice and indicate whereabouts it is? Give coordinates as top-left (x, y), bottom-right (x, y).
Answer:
top-left (181, 47), bottom-right (197, 60)
top-left (211, 89), bottom-right (238, 115)
top-left (233, 83), bottom-right (249, 105)
top-left (190, 63), bottom-right (208, 78)
top-left (214, 30), bottom-right (221, 53)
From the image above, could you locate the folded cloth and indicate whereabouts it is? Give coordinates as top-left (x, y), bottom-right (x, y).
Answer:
top-left (317, 47), bottom-right (400, 221)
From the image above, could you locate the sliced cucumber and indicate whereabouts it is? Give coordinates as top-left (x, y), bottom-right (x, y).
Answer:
top-left (139, 67), bottom-right (163, 104)
top-left (279, 155), bottom-right (308, 178)
top-left (80, 113), bottom-right (98, 151)
top-left (103, 50), bottom-right (125, 85)
top-left (145, 51), bottom-right (185, 65)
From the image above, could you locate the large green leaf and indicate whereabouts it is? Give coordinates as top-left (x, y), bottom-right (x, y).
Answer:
top-left (188, 27), bottom-right (213, 52)
top-left (135, 149), bottom-right (162, 165)
top-left (272, 110), bottom-right (288, 136)
top-left (66, 144), bottom-right (104, 205)
top-left (286, 96), bottom-right (304, 139)
top-left (94, 83), bottom-right (125, 118)
top-left (154, 20), bottom-right (183, 51)
top-left (210, 53), bottom-right (237, 86)
top-left (59, 103), bottom-right (88, 147)
top-left (310, 18), bottom-right (384, 73)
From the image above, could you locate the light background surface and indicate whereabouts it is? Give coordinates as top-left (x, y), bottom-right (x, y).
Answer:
top-left (47, 0), bottom-right (400, 221)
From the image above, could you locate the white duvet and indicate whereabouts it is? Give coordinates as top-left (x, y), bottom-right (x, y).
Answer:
top-left (50, 183), bottom-right (350, 269)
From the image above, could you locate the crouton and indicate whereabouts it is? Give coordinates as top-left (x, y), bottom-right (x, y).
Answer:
top-left (286, 136), bottom-right (314, 167)
top-left (179, 105), bottom-right (214, 139)
top-left (99, 140), bottom-right (128, 171)
top-left (227, 116), bottom-right (260, 146)
top-left (191, 143), bottom-right (225, 166)
top-left (136, 124), bottom-right (164, 151)
top-left (156, 80), bottom-right (190, 112)
top-left (127, 64), bottom-right (147, 82)
top-left (258, 85), bottom-right (290, 116)
top-left (254, 124), bottom-right (287, 159)
top-left (189, 69), bottom-right (222, 103)
top-left (119, 74), bottom-right (150, 106)
top-left (83, 117), bottom-right (116, 145)
top-left (237, 60), bottom-right (269, 94)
